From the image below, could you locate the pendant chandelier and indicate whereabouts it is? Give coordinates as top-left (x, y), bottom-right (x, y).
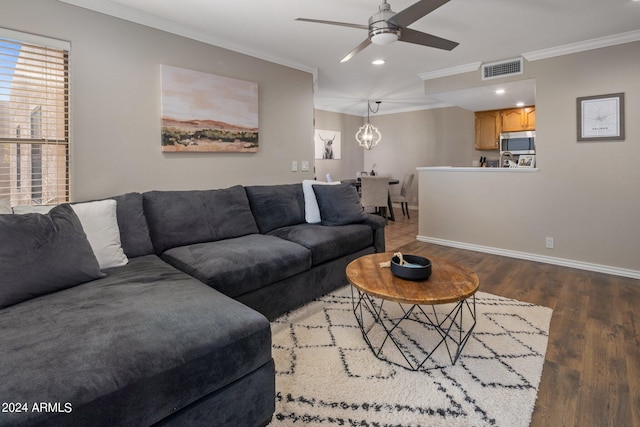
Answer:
top-left (355, 100), bottom-right (381, 150)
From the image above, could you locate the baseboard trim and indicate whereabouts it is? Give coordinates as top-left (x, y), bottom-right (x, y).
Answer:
top-left (417, 235), bottom-right (640, 280)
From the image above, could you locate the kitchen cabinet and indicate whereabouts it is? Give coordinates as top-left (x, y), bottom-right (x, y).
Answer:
top-left (474, 110), bottom-right (500, 150)
top-left (523, 107), bottom-right (536, 130)
top-left (501, 107), bottom-right (536, 132)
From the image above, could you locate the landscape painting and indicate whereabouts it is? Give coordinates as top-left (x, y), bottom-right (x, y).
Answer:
top-left (161, 65), bottom-right (259, 152)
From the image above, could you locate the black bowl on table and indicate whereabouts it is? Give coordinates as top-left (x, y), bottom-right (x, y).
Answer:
top-left (391, 254), bottom-right (432, 281)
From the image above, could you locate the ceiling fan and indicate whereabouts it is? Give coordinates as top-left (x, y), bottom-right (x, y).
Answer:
top-left (296, 0), bottom-right (459, 63)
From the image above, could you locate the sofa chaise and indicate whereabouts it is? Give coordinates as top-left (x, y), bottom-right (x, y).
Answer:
top-left (0, 182), bottom-right (385, 426)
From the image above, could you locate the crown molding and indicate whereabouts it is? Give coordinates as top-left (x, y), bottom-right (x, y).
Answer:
top-left (372, 102), bottom-right (454, 116)
top-left (57, 0), bottom-right (318, 79)
top-left (0, 27), bottom-right (70, 50)
top-left (417, 62), bottom-right (482, 81)
top-left (523, 29), bottom-right (640, 62)
top-left (314, 102), bottom-right (453, 117)
top-left (418, 30), bottom-right (640, 81)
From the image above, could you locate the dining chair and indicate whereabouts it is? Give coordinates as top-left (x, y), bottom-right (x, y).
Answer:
top-left (360, 176), bottom-right (390, 223)
top-left (391, 173), bottom-right (414, 218)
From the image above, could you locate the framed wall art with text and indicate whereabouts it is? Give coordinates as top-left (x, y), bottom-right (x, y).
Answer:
top-left (577, 92), bottom-right (625, 141)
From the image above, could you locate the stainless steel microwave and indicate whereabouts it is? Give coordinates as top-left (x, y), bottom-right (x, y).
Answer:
top-left (499, 131), bottom-right (535, 154)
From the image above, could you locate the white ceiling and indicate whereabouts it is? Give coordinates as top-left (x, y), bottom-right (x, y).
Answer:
top-left (61, 0), bottom-right (640, 115)
top-left (431, 78), bottom-right (537, 112)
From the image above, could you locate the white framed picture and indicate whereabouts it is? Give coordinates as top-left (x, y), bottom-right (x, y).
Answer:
top-left (518, 155), bottom-right (535, 168)
top-left (577, 93), bottom-right (625, 141)
top-left (314, 130), bottom-right (341, 160)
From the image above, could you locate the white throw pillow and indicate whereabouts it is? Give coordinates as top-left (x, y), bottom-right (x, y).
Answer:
top-left (71, 199), bottom-right (128, 269)
top-left (0, 198), bottom-right (11, 214)
top-left (302, 179), bottom-right (341, 223)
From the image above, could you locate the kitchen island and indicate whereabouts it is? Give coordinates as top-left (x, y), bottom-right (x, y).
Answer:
top-left (416, 167), bottom-right (541, 259)
top-left (415, 165), bottom-right (639, 279)
top-left (417, 167), bottom-right (542, 258)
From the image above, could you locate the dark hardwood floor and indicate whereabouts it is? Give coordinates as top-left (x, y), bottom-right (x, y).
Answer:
top-left (384, 209), bottom-right (640, 427)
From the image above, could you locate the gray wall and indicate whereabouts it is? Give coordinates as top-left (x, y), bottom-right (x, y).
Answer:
top-left (363, 107), bottom-right (475, 206)
top-left (2, 0), bottom-right (315, 201)
top-left (418, 41), bottom-right (640, 274)
top-left (314, 107), bottom-right (475, 206)
top-left (313, 110), bottom-right (364, 182)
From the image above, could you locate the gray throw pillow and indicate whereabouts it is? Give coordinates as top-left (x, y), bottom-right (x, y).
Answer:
top-left (111, 193), bottom-right (155, 258)
top-left (312, 183), bottom-right (368, 226)
top-left (0, 203), bottom-right (104, 309)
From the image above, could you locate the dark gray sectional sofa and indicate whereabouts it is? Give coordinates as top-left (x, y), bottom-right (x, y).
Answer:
top-left (0, 182), bottom-right (385, 426)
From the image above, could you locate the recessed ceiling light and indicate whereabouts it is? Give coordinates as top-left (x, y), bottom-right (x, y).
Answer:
top-left (495, 89), bottom-right (506, 95)
top-left (516, 102), bottom-right (525, 107)
top-left (371, 59), bottom-right (386, 65)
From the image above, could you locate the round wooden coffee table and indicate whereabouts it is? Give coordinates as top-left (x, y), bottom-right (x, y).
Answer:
top-left (346, 252), bottom-right (479, 371)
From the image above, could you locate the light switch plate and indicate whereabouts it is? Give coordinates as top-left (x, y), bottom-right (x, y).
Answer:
top-left (291, 161), bottom-right (298, 172)
top-left (301, 161), bottom-right (309, 172)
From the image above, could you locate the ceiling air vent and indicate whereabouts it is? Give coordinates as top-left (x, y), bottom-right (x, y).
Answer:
top-left (481, 58), bottom-right (523, 80)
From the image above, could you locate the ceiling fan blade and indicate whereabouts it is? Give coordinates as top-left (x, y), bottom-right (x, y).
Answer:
top-left (388, 0), bottom-right (451, 28)
top-left (340, 38), bottom-right (372, 63)
top-left (399, 27), bottom-right (458, 51)
top-left (295, 18), bottom-right (368, 31)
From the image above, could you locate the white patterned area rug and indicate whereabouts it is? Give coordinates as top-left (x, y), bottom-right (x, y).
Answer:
top-left (268, 286), bottom-right (552, 427)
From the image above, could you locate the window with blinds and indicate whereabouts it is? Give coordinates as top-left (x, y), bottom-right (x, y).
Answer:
top-left (0, 29), bottom-right (69, 207)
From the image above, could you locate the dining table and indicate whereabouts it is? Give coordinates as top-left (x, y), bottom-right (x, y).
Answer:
top-left (341, 178), bottom-right (400, 221)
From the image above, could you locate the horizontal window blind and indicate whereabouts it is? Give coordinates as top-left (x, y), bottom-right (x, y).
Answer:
top-left (0, 30), bottom-right (69, 207)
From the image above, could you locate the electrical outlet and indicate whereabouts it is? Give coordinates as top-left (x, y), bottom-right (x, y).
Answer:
top-left (301, 161), bottom-right (309, 172)
top-left (545, 237), bottom-right (554, 249)
top-left (291, 161), bottom-right (298, 172)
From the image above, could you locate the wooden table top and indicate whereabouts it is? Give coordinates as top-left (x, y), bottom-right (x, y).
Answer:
top-left (341, 178), bottom-right (400, 187)
top-left (346, 252), bottom-right (479, 305)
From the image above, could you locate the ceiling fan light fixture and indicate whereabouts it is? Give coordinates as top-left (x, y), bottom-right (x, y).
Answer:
top-left (370, 30), bottom-right (399, 45)
top-left (298, 0), bottom-right (459, 63)
top-left (369, 1), bottom-right (399, 45)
